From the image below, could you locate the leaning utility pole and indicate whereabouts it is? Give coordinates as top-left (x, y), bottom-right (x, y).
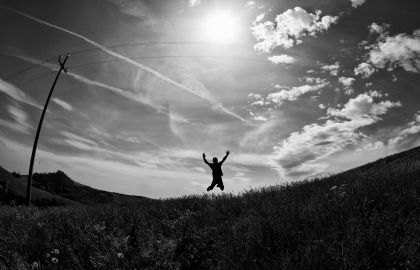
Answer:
top-left (26, 54), bottom-right (70, 206)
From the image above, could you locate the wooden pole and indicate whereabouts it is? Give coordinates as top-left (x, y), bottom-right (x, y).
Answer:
top-left (26, 54), bottom-right (69, 206)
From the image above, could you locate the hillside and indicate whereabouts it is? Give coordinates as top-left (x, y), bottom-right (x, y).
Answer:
top-left (0, 168), bottom-right (150, 206)
top-left (0, 146), bottom-right (420, 269)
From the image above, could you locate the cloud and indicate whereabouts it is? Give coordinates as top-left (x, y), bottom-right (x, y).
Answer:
top-left (0, 78), bottom-right (42, 109)
top-left (0, 5), bottom-right (248, 124)
top-left (338, 77), bottom-right (355, 95)
top-left (253, 115), bottom-right (268, 121)
top-left (369, 22), bottom-right (390, 35)
top-left (350, 0), bottom-right (367, 8)
top-left (272, 92), bottom-right (401, 177)
top-left (338, 77), bottom-right (355, 87)
top-left (267, 54), bottom-right (296, 64)
top-left (0, 105), bottom-right (33, 134)
top-left (368, 28), bottom-right (420, 73)
top-left (321, 62), bottom-right (340, 76)
top-left (319, 104), bottom-right (326, 109)
top-left (12, 54), bottom-right (169, 113)
top-left (263, 79), bottom-right (328, 106)
top-left (360, 141), bottom-right (384, 151)
top-left (327, 92), bottom-right (401, 121)
top-left (388, 112), bottom-right (420, 145)
top-left (104, 0), bottom-right (156, 24)
top-left (252, 7), bottom-right (339, 52)
top-left (354, 62), bottom-right (376, 78)
top-left (188, 0), bottom-right (201, 7)
top-left (52, 98), bottom-right (73, 111)
top-left (60, 131), bottom-right (98, 146)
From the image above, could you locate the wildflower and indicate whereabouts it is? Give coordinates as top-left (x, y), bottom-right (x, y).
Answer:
top-left (117, 253), bottom-right (124, 259)
top-left (51, 257), bottom-right (58, 264)
top-left (53, 248), bottom-right (59, 255)
top-left (32, 261), bottom-right (39, 268)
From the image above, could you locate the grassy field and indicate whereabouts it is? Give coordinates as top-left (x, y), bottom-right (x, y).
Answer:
top-left (1, 147), bottom-right (420, 269)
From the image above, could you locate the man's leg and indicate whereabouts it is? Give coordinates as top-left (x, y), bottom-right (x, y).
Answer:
top-left (207, 179), bottom-right (217, 191)
top-left (218, 179), bottom-right (224, 191)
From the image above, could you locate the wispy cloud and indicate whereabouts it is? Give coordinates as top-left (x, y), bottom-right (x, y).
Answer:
top-left (0, 5), bottom-right (248, 123)
top-left (10, 54), bottom-right (180, 120)
top-left (52, 98), bottom-right (73, 111)
top-left (251, 79), bottom-right (329, 107)
top-left (0, 78), bottom-right (42, 109)
top-left (0, 104), bottom-right (33, 134)
top-left (388, 111), bottom-right (420, 145)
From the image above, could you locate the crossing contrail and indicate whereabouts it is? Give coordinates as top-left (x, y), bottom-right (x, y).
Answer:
top-left (0, 4), bottom-right (249, 124)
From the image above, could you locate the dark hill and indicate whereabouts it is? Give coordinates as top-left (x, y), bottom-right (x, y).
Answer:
top-left (0, 168), bottom-right (151, 206)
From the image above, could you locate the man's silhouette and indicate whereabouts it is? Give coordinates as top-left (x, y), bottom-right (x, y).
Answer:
top-left (203, 150), bottom-right (230, 191)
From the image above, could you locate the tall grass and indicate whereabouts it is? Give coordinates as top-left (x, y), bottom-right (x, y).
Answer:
top-left (1, 149), bottom-right (420, 269)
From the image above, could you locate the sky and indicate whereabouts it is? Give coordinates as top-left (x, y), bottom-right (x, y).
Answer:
top-left (0, 0), bottom-right (419, 198)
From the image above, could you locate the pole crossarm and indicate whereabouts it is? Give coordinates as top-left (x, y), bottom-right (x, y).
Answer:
top-left (26, 54), bottom-right (70, 206)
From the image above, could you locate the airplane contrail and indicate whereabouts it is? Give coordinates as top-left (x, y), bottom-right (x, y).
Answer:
top-left (0, 5), bottom-right (249, 124)
top-left (12, 54), bottom-right (191, 124)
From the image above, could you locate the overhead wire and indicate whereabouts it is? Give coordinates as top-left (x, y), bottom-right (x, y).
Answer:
top-left (1, 41), bottom-right (324, 83)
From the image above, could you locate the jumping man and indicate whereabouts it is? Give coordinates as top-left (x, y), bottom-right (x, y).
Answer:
top-left (203, 150), bottom-right (230, 191)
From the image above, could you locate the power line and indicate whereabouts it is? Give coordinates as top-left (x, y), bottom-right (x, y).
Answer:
top-left (1, 41), bottom-right (323, 82)
top-left (2, 56), bottom-right (56, 81)
top-left (68, 55), bottom-right (318, 70)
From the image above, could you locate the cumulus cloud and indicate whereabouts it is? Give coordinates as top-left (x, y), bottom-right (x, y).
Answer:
top-left (369, 22), bottom-right (390, 35)
top-left (357, 25), bottom-right (420, 76)
top-left (272, 91), bottom-right (401, 177)
top-left (327, 92), bottom-right (401, 121)
top-left (252, 7), bottom-right (339, 53)
top-left (52, 98), bottom-right (73, 111)
top-left (354, 62), bottom-right (376, 78)
top-left (368, 28), bottom-right (420, 73)
top-left (338, 77), bottom-right (355, 87)
top-left (338, 77), bottom-right (356, 95)
top-left (321, 62), bottom-right (340, 76)
top-left (350, 0), bottom-right (367, 8)
top-left (267, 54), bottom-right (296, 64)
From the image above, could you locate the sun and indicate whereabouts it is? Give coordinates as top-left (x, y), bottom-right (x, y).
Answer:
top-left (201, 10), bottom-right (240, 44)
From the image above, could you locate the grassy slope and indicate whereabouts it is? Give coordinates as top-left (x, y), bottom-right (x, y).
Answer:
top-left (0, 146), bottom-right (420, 269)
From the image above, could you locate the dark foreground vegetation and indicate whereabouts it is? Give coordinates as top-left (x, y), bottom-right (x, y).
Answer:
top-left (1, 146), bottom-right (420, 269)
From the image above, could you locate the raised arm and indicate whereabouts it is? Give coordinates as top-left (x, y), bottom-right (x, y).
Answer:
top-left (202, 153), bottom-right (210, 165)
top-left (220, 150), bottom-right (230, 165)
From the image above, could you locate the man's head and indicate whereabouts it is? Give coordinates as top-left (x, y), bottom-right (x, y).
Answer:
top-left (213, 157), bottom-right (218, 164)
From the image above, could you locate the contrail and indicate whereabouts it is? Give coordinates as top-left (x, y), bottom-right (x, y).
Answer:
top-left (0, 5), bottom-right (249, 124)
top-left (12, 54), bottom-right (191, 123)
